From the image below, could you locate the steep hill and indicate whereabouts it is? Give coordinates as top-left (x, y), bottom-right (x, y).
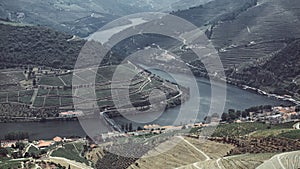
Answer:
top-left (227, 39), bottom-right (300, 99)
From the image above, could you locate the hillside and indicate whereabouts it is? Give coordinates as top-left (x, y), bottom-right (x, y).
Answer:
top-left (205, 0), bottom-right (300, 99)
top-left (0, 22), bottom-right (85, 69)
top-left (227, 39), bottom-right (300, 100)
top-left (173, 0), bottom-right (300, 100)
top-left (89, 0), bottom-right (300, 101)
top-left (1, 0), bottom-right (299, 100)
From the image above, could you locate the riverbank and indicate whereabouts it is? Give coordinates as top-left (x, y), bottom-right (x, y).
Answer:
top-left (225, 78), bottom-right (299, 105)
top-left (0, 116), bottom-right (79, 123)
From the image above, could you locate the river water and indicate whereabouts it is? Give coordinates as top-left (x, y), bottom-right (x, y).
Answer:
top-left (0, 70), bottom-right (291, 140)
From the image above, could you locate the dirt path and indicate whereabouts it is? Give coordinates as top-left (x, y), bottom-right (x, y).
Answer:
top-left (177, 136), bottom-right (211, 161)
top-left (48, 156), bottom-right (92, 169)
top-left (30, 88), bottom-right (38, 108)
top-left (58, 76), bottom-right (67, 86)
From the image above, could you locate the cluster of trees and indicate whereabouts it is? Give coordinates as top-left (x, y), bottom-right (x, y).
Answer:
top-left (221, 109), bottom-right (248, 122)
top-left (13, 142), bottom-right (25, 150)
top-left (23, 149), bottom-right (46, 159)
top-left (244, 105), bottom-right (272, 113)
top-left (0, 147), bottom-right (8, 157)
top-left (4, 132), bottom-right (29, 140)
top-left (221, 105), bottom-right (273, 122)
top-left (205, 105), bottom-right (274, 123)
top-left (39, 161), bottom-right (67, 169)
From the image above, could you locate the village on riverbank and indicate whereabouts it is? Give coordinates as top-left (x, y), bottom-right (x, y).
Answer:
top-left (1, 104), bottom-right (300, 168)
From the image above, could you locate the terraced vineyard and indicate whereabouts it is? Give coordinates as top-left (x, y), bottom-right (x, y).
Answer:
top-left (0, 62), bottom-right (187, 121)
top-left (257, 151), bottom-right (300, 169)
top-left (129, 137), bottom-right (234, 169)
top-left (51, 142), bottom-right (88, 165)
top-left (191, 153), bottom-right (276, 169)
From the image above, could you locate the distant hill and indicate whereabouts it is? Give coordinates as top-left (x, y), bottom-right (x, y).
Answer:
top-left (0, 0), bottom-right (119, 37)
top-left (0, 0), bottom-right (211, 37)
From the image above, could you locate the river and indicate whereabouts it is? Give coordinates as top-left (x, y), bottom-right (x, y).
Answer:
top-left (0, 70), bottom-right (292, 140)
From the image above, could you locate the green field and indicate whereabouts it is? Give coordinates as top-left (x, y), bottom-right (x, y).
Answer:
top-left (61, 97), bottom-right (73, 106)
top-left (51, 143), bottom-right (88, 164)
top-left (48, 89), bottom-right (58, 95)
top-left (39, 76), bottom-right (64, 86)
top-left (19, 90), bottom-right (34, 97)
top-left (0, 160), bottom-right (23, 169)
top-left (19, 95), bottom-right (32, 104)
top-left (37, 88), bottom-right (50, 96)
top-left (27, 146), bottom-right (39, 154)
top-left (278, 130), bottom-right (300, 139)
top-left (58, 89), bottom-right (72, 96)
top-left (0, 157), bottom-right (27, 169)
top-left (208, 122), bottom-right (296, 138)
top-left (7, 92), bottom-right (18, 102)
top-left (0, 92), bottom-right (7, 102)
top-left (33, 96), bottom-right (45, 107)
top-left (59, 74), bottom-right (73, 86)
top-left (95, 89), bottom-right (112, 99)
top-left (44, 97), bottom-right (60, 107)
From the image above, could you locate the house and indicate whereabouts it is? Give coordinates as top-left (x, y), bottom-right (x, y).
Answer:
top-left (1, 140), bottom-right (17, 148)
top-left (161, 125), bottom-right (182, 131)
top-left (37, 140), bottom-right (53, 148)
top-left (143, 124), bottom-right (160, 130)
top-left (59, 111), bottom-right (84, 118)
top-left (53, 136), bottom-right (62, 142)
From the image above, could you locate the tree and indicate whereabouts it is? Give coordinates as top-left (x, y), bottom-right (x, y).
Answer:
top-left (11, 151), bottom-right (22, 159)
top-left (40, 149), bottom-right (47, 155)
top-left (236, 110), bottom-right (242, 118)
top-left (129, 123), bottom-right (133, 132)
top-left (221, 113), bottom-right (229, 122)
top-left (229, 111), bottom-right (237, 121)
top-left (296, 105), bottom-right (300, 112)
top-left (16, 142), bottom-right (25, 151)
top-left (241, 111), bottom-right (249, 118)
top-left (204, 116), bottom-right (212, 124)
top-left (137, 126), bottom-right (143, 131)
top-left (32, 79), bottom-right (36, 86)
top-left (24, 152), bottom-right (30, 158)
top-left (0, 147), bottom-right (8, 157)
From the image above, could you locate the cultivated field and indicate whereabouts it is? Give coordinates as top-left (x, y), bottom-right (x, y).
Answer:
top-left (257, 151), bottom-right (300, 169)
top-left (0, 63), bottom-right (181, 111)
top-left (128, 136), bottom-right (234, 169)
